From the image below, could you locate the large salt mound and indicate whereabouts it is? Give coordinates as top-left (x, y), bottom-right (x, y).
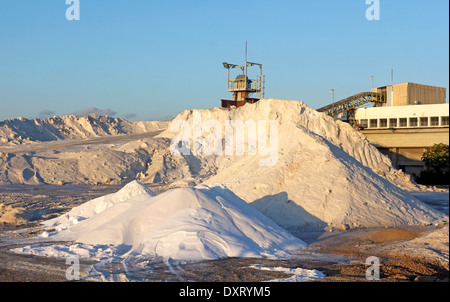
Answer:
top-left (159, 99), bottom-right (448, 229)
top-left (43, 181), bottom-right (307, 260)
top-left (42, 180), bottom-right (157, 229)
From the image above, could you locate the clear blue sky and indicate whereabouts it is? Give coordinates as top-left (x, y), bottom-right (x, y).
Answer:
top-left (0, 0), bottom-right (448, 121)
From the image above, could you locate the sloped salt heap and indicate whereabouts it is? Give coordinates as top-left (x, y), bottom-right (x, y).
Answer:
top-left (0, 114), bottom-right (166, 146)
top-left (159, 99), bottom-right (448, 229)
top-left (42, 181), bottom-right (307, 260)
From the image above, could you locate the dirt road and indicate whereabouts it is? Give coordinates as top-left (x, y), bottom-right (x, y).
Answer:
top-left (0, 130), bottom-right (165, 154)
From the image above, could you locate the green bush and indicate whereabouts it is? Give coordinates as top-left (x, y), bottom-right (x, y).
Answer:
top-left (416, 143), bottom-right (449, 185)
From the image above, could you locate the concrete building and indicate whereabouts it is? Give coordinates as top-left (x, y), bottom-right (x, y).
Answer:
top-left (354, 83), bottom-right (448, 177)
top-left (373, 82), bottom-right (447, 107)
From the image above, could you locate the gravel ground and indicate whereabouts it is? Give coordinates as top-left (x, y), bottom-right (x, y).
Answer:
top-left (0, 184), bottom-right (448, 282)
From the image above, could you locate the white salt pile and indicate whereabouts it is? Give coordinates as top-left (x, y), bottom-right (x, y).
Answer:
top-left (0, 114), bottom-right (166, 146)
top-left (249, 265), bottom-right (325, 282)
top-left (42, 179), bottom-right (157, 229)
top-left (38, 180), bottom-right (307, 261)
top-left (159, 99), bottom-right (448, 230)
top-left (9, 99), bottom-right (448, 280)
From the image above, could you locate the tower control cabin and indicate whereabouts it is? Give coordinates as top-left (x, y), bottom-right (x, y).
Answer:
top-left (221, 47), bottom-right (265, 108)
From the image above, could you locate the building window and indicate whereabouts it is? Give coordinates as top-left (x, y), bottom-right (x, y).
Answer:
top-left (360, 119), bottom-right (368, 128)
top-left (370, 119), bottom-right (378, 128)
top-left (399, 118), bottom-right (407, 127)
top-left (430, 116), bottom-right (439, 126)
top-left (379, 119), bottom-right (387, 128)
top-left (409, 117), bottom-right (418, 127)
top-left (420, 117), bottom-right (428, 127)
top-left (389, 118), bottom-right (397, 128)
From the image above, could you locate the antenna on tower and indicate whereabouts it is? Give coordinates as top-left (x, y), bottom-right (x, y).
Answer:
top-left (244, 42), bottom-right (248, 81)
top-left (245, 41), bottom-right (247, 62)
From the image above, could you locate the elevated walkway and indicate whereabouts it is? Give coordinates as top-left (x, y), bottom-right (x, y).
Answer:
top-left (317, 92), bottom-right (386, 117)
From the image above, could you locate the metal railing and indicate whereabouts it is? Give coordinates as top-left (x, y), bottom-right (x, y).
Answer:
top-left (227, 77), bottom-right (264, 93)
